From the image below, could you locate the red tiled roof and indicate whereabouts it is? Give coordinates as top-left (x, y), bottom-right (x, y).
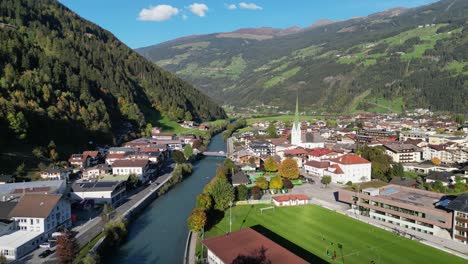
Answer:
top-left (284, 148), bottom-right (308, 155)
top-left (304, 160), bottom-right (330, 168)
top-left (139, 147), bottom-right (159, 153)
top-left (328, 164), bottom-right (344, 174)
top-left (330, 154), bottom-right (370, 165)
top-left (202, 228), bottom-right (308, 264)
top-left (82, 151), bottom-right (99, 158)
top-left (106, 153), bottom-right (125, 159)
top-left (307, 148), bottom-right (332, 157)
top-left (272, 194), bottom-right (309, 202)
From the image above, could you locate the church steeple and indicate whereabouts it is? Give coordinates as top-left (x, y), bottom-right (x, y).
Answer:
top-left (293, 95), bottom-right (299, 129)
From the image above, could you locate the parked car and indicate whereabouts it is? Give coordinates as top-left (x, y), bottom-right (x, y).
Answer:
top-left (39, 242), bottom-right (51, 248)
top-left (39, 250), bottom-right (53, 258)
top-left (51, 232), bottom-right (64, 238)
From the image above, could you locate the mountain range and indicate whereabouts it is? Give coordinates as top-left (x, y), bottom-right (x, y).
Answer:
top-left (137, 0), bottom-right (468, 113)
top-left (0, 0), bottom-right (226, 150)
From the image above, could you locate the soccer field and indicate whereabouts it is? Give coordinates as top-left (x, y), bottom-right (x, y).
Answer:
top-left (205, 205), bottom-right (466, 264)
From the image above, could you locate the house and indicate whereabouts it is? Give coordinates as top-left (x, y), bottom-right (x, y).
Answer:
top-left (0, 194), bottom-right (71, 260)
top-left (202, 228), bottom-right (308, 264)
top-left (426, 171), bottom-right (457, 186)
top-left (272, 194), bottom-right (309, 207)
top-left (108, 147), bottom-right (138, 154)
top-left (384, 143), bottom-right (422, 163)
top-left (199, 124), bottom-right (210, 131)
top-left (82, 164), bottom-right (111, 181)
top-left (151, 133), bottom-right (176, 141)
top-left (0, 180), bottom-right (66, 200)
top-left (304, 160), bottom-right (330, 177)
top-left (68, 151), bottom-right (100, 168)
top-left (231, 171), bottom-right (250, 187)
top-left (105, 153), bottom-right (126, 165)
top-left (40, 168), bottom-right (71, 180)
top-left (112, 159), bottom-right (150, 183)
top-left (446, 193), bottom-right (468, 244)
top-left (324, 154), bottom-right (372, 183)
top-left (71, 181), bottom-right (126, 206)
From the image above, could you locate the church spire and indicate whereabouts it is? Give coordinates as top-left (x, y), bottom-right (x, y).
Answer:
top-left (294, 95), bottom-right (299, 129)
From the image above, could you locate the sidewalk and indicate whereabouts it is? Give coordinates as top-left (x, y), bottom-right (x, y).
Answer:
top-left (184, 231), bottom-right (198, 264)
top-left (345, 211), bottom-right (468, 260)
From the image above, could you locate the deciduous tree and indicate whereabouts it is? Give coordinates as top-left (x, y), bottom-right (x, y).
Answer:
top-left (255, 176), bottom-right (269, 190)
top-left (184, 144), bottom-right (193, 160)
top-left (269, 177), bottom-right (283, 190)
top-left (172, 150), bottom-right (186, 164)
top-left (278, 158), bottom-right (299, 179)
top-left (321, 176), bottom-right (332, 187)
top-left (266, 123), bottom-right (278, 138)
top-left (282, 179), bottom-right (293, 189)
top-left (56, 231), bottom-right (78, 264)
top-left (264, 156), bottom-right (278, 172)
top-left (208, 176), bottom-right (235, 210)
top-left (250, 186), bottom-right (262, 200)
top-left (196, 193), bottom-right (212, 210)
top-left (187, 208), bottom-right (207, 232)
top-left (236, 185), bottom-right (248, 201)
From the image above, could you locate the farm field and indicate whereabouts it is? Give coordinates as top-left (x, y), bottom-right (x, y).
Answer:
top-left (205, 205), bottom-right (466, 264)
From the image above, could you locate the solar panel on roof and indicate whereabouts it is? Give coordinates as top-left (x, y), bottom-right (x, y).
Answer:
top-left (381, 188), bottom-right (399, 195)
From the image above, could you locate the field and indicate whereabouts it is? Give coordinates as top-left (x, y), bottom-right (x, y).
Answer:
top-left (205, 205), bottom-right (466, 264)
top-left (246, 114), bottom-right (325, 124)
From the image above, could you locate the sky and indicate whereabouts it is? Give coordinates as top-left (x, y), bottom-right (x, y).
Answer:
top-left (59, 0), bottom-right (438, 49)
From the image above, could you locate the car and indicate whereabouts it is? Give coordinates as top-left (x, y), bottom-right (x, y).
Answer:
top-left (39, 242), bottom-right (51, 248)
top-left (39, 250), bottom-right (53, 258)
top-left (308, 179), bottom-right (316, 184)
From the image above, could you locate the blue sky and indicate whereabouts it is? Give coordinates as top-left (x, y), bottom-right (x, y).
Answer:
top-left (59, 0), bottom-right (437, 49)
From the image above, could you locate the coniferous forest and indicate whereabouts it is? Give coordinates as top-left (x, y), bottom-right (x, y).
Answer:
top-left (0, 0), bottom-right (226, 149)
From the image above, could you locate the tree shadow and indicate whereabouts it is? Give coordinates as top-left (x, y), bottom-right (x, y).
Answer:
top-left (250, 225), bottom-right (328, 264)
top-left (205, 210), bottom-right (225, 230)
top-left (239, 205), bottom-right (254, 230)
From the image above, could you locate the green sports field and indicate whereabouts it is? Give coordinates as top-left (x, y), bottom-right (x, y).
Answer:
top-left (205, 205), bottom-right (466, 264)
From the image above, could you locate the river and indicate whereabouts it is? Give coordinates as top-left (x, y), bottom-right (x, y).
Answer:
top-left (106, 132), bottom-right (226, 264)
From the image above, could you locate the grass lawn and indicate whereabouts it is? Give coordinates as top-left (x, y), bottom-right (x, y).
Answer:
top-left (205, 205), bottom-right (465, 264)
top-left (246, 115), bottom-right (325, 124)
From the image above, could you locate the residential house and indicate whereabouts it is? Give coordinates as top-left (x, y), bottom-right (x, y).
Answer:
top-left (426, 171), bottom-right (457, 186)
top-left (82, 164), bottom-right (111, 181)
top-left (112, 159), bottom-right (150, 183)
top-left (446, 194), bottom-right (468, 244)
top-left (40, 168), bottom-right (71, 180)
top-left (106, 153), bottom-right (126, 165)
top-left (324, 154), bottom-right (372, 183)
top-left (384, 143), bottom-right (422, 163)
top-left (0, 180), bottom-right (66, 199)
top-left (231, 171), bottom-right (250, 187)
top-left (152, 133), bottom-right (176, 141)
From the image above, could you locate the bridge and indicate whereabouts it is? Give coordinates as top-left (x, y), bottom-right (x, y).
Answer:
top-left (202, 151), bottom-right (227, 157)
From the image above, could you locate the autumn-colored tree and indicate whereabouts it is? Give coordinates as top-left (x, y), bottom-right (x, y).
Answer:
top-left (255, 176), bottom-right (269, 190)
top-left (216, 165), bottom-right (228, 179)
top-left (172, 150), bottom-right (186, 164)
top-left (196, 193), bottom-right (212, 210)
top-left (278, 158), bottom-right (299, 179)
top-left (269, 177), bottom-right (283, 190)
top-left (187, 208), bottom-right (207, 232)
top-left (192, 139), bottom-right (202, 149)
top-left (431, 157), bottom-right (441, 165)
top-left (56, 231), bottom-right (78, 264)
top-left (264, 156), bottom-right (278, 172)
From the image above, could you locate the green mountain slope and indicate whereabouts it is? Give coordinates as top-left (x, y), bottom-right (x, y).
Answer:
top-left (0, 0), bottom-right (226, 148)
top-left (138, 0), bottom-right (468, 113)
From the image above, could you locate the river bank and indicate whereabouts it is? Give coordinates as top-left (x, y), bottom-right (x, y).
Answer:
top-left (103, 132), bottom-right (226, 263)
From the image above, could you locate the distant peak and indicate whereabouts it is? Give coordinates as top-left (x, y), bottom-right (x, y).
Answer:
top-left (306, 19), bottom-right (335, 29)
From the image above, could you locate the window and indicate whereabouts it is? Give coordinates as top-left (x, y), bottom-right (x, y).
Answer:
top-left (30, 219), bottom-right (33, 225)
top-left (36, 219), bottom-right (40, 224)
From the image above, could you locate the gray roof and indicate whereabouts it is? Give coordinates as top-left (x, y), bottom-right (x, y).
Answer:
top-left (447, 193), bottom-right (468, 213)
top-left (426, 171), bottom-right (454, 182)
top-left (0, 201), bottom-right (17, 220)
top-left (301, 133), bottom-right (324, 143)
top-left (232, 171), bottom-right (250, 185)
top-left (72, 181), bottom-right (124, 193)
top-left (0, 180), bottom-right (65, 197)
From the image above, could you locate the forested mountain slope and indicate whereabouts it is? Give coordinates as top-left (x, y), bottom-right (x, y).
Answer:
top-left (0, 0), bottom-right (226, 148)
top-left (138, 0), bottom-right (468, 113)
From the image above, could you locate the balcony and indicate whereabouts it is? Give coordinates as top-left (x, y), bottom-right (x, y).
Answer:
top-left (456, 217), bottom-right (468, 224)
top-left (455, 225), bottom-right (468, 232)
top-left (455, 235), bottom-right (468, 242)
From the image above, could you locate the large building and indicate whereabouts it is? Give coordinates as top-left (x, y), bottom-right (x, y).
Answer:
top-left (384, 143), bottom-right (422, 163)
top-left (338, 185), bottom-right (452, 239)
top-left (202, 228), bottom-right (308, 264)
top-left (325, 154), bottom-right (371, 183)
top-left (446, 193), bottom-right (468, 244)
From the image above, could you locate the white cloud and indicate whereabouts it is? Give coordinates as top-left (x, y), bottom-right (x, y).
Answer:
top-left (239, 2), bottom-right (263, 10)
top-left (227, 4), bottom-right (237, 10)
top-left (138, 5), bottom-right (179, 21)
top-left (189, 3), bottom-right (209, 17)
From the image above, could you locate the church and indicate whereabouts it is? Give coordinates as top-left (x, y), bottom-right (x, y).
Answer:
top-left (291, 97), bottom-right (325, 149)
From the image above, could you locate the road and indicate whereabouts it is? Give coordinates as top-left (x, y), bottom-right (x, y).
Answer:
top-left (18, 162), bottom-right (176, 264)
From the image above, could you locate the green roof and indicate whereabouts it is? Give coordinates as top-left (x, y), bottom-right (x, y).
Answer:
top-left (98, 174), bottom-right (130, 182)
